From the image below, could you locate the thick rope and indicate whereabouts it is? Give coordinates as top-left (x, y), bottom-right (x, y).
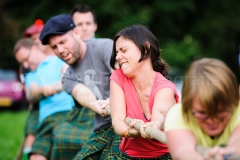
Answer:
top-left (41, 87), bottom-right (240, 159)
top-left (124, 117), bottom-right (167, 144)
top-left (105, 105), bottom-right (166, 143)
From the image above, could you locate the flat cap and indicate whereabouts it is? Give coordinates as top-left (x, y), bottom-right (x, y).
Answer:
top-left (40, 14), bottom-right (76, 45)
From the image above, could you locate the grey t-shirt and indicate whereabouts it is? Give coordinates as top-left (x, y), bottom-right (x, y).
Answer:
top-left (62, 38), bottom-right (113, 131)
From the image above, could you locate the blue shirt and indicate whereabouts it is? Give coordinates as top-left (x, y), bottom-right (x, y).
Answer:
top-left (26, 56), bottom-right (74, 124)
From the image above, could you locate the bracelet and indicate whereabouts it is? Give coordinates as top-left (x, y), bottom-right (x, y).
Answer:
top-left (124, 129), bottom-right (134, 139)
top-left (124, 129), bottom-right (129, 138)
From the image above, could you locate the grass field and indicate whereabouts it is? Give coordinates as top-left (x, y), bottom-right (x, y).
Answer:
top-left (0, 109), bottom-right (28, 160)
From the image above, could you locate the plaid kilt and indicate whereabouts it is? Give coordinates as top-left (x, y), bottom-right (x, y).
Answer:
top-left (24, 107), bottom-right (39, 136)
top-left (30, 111), bottom-right (69, 159)
top-left (73, 126), bottom-right (121, 160)
top-left (51, 107), bottom-right (95, 160)
top-left (112, 151), bottom-right (172, 160)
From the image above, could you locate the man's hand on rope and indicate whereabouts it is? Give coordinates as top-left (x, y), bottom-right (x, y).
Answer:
top-left (30, 83), bottom-right (56, 98)
top-left (91, 99), bottom-right (110, 117)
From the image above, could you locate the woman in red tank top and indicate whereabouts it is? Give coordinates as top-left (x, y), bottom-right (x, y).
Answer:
top-left (109, 24), bottom-right (179, 159)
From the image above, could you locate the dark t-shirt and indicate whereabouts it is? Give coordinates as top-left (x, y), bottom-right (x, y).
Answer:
top-left (62, 38), bottom-right (113, 131)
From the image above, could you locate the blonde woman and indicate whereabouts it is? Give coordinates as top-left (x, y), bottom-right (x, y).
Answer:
top-left (165, 58), bottom-right (240, 160)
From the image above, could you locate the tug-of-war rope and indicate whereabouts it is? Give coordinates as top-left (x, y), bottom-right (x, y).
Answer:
top-left (15, 84), bottom-right (239, 160)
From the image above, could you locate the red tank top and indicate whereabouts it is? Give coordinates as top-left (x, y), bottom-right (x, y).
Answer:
top-left (110, 69), bottom-right (179, 158)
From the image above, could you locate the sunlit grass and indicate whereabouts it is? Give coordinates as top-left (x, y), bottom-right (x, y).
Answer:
top-left (0, 110), bottom-right (28, 160)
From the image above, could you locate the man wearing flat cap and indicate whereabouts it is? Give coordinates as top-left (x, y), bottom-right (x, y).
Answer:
top-left (51, 4), bottom-right (99, 159)
top-left (38, 14), bottom-right (120, 160)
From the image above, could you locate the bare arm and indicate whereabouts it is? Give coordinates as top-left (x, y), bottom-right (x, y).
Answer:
top-left (152, 88), bottom-right (176, 129)
top-left (28, 64), bottom-right (68, 101)
top-left (140, 88), bottom-right (176, 138)
top-left (227, 124), bottom-right (240, 150)
top-left (29, 82), bottom-right (43, 101)
top-left (71, 83), bottom-right (109, 115)
top-left (167, 129), bottom-right (203, 160)
top-left (110, 80), bottom-right (127, 136)
top-left (204, 125), bottom-right (240, 159)
top-left (110, 80), bottom-right (140, 137)
top-left (29, 82), bottom-right (61, 101)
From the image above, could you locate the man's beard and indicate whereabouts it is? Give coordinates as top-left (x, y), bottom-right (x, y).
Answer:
top-left (70, 43), bottom-right (81, 67)
top-left (71, 58), bottom-right (79, 67)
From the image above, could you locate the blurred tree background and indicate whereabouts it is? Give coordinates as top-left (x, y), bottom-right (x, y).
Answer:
top-left (1, 0), bottom-right (240, 81)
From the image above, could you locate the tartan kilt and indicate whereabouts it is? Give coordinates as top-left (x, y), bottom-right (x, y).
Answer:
top-left (51, 107), bottom-right (95, 160)
top-left (30, 111), bottom-right (69, 159)
top-left (112, 151), bottom-right (172, 160)
top-left (24, 107), bottom-right (39, 136)
top-left (73, 126), bottom-right (121, 160)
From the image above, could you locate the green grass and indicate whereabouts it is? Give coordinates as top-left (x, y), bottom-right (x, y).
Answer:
top-left (0, 110), bottom-right (28, 160)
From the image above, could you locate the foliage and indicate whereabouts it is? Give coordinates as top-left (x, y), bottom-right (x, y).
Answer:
top-left (162, 35), bottom-right (202, 70)
top-left (1, 0), bottom-right (240, 80)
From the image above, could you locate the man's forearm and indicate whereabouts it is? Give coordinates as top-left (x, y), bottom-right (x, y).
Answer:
top-left (29, 84), bottom-right (43, 101)
top-left (72, 84), bottom-right (98, 112)
top-left (29, 82), bottom-right (61, 100)
top-left (75, 92), bottom-right (97, 111)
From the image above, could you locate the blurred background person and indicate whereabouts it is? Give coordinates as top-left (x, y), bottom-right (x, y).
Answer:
top-left (165, 58), bottom-right (240, 160)
top-left (14, 38), bottom-right (75, 160)
top-left (17, 19), bottom-right (45, 160)
top-left (17, 19), bottom-right (57, 160)
top-left (70, 4), bottom-right (97, 41)
top-left (24, 19), bottom-right (54, 56)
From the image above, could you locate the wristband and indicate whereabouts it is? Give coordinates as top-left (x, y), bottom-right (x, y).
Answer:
top-left (124, 129), bottom-right (130, 138)
top-left (124, 129), bottom-right (134, 139)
